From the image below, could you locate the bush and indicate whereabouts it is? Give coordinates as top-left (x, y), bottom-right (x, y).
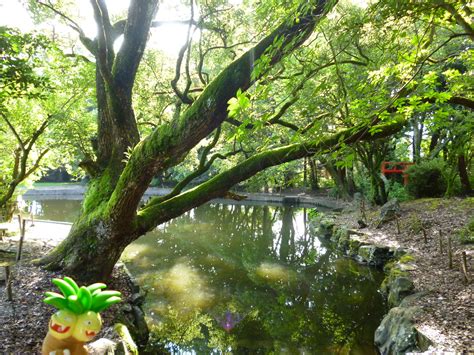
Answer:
top-left (457, 217), bottom-right (474, 244)
top-left (387, 181), bottom-right (411, 202)
top-left (405, 159), bottom-right (448, 198)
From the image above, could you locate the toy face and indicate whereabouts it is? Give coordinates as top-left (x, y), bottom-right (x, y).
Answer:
top-left (49, 310), bottom-right (77, 339)
top-left (72, 311), bottom-right (102, 342)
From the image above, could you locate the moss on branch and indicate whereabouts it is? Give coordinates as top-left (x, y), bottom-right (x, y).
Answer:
top-left (136, 116), bottom-right (408, 233)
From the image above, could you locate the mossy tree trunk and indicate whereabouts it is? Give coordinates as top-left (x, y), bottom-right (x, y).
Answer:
top-left (39, 0), bottom-right (410, 282)
top-left (39, 0), bottom-right (340, 281)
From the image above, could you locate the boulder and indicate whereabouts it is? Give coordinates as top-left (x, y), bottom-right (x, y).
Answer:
top-left (319, 217), bottom-right (336, 238)
top-left (387, 277), bottom-right (415, 308)
top-left (115, 303), bottom-right (149, 349)
top-left (377, 199), bottom-right (400, 228)
top-left (357, 244), bottom-right (393, 267)
top-left (374, 305), bottom-right (422, 355)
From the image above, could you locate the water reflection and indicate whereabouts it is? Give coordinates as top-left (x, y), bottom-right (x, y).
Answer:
top-left (122, 204), bottom-right (385, 354)
top-left (25, 200), bottom-right (385, 353)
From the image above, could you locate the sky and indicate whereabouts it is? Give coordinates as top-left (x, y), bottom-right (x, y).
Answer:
top-left (0, 0), bottom-right (191, 56)
top-left (0, 0), bottom-right (368, 56)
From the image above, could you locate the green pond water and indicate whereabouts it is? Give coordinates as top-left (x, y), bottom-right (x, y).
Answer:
top-left (26, 199), bottom-right (386, 354)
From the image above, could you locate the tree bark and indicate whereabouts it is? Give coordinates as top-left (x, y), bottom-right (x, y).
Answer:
top-left (38, 0), bottom-right (339, 281)
top-left (40, 113), bottom-right (407, 280)
top-left (458, 153), bottom-right (472, 195)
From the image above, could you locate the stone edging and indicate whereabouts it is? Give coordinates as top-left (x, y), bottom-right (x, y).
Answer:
top-left (113, 262), bottom-right (149, 351)
top-left (317, 214), bottom-right (433, 355)
top-left (87, 262), bottom-right (149, 354)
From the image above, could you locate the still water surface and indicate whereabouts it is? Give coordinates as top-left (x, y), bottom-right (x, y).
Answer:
top-left (28, 199), bottom-right (386, 354)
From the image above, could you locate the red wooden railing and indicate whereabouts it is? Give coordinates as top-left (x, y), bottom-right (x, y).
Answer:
top-left (381, 161), bottom-right (414, 185)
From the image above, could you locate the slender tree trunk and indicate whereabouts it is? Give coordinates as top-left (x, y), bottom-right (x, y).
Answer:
top-left (458, 153), bottom-right (472, 195)
top-left (308, 158), bottom-right (319, 190)
top-left (412, 121), bottom-right (423, 163)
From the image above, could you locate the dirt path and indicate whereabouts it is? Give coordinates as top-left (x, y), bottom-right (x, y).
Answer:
top-left (337, 197), bottom-right (474, 353)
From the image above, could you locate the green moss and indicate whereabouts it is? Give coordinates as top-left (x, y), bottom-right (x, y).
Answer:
top-left (380, 257), bottom-right (411, 294)
top-left (83, 167), bottom-right (116, 214)
top-left (399, 254), bottom-right (415, 263)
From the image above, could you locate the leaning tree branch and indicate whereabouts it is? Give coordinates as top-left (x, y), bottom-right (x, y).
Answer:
top-left (113, 0), bottom-right (159, 96)
top-left (170, 0), bottom-right (195, 105)
top-left (107, 0), bottom-right (338, 225)
top-left (437, 1), bottom-right (474, 42)
top-left (136, 115), bottom-right (408, 233)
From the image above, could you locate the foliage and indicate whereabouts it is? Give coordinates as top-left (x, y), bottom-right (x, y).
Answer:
top-left (5, 0), bottom-right (469, 280)
top-left (0, 26), bottom-right (95, 217)
top-left (457, 217), bottom-right (474, 244)
top-left (405, 159), bottom-right (449, 198)
top-left (44, 277), bottom-right (121, 314)
top-left (386, 181), bottom-right (411, 202)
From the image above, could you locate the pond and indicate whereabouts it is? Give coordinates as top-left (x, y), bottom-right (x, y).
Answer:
top-left (26, 198), bottom-right (386, 354)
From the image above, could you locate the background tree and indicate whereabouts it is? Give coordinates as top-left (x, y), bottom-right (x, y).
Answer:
top-left (0, 27), bottom-right (95, 220)
top-left (13, 0), bottom-right (470, 281)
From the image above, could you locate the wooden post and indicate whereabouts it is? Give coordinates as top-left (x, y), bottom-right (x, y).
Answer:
top-left (438, 230), bottom-right (444, 254)
top-left (5, 266), bottom-right (12, 301)
top-left (16, 220), bottom-right (26, 262)
top-left (461, 251), bottom-right (470, 284)
top-left (422, 228), bottom-right (427, 243)
top-left (395, 215), bottom-right (400, 234)
top-left (17, 214), bottom-right (22, 231)
top-left (447, 236), bottom-right (453, 269)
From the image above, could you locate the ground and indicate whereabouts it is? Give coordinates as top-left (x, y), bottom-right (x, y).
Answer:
top-left (0, 231), bottom-right (133, 354)
top-left (0, 196), bottom-right (472, 353)
top-left (336, 197), bottom-right (474, 353)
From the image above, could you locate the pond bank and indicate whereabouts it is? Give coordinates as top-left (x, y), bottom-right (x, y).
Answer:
top-left (318, 197), bottom-right (473, 354)
top-left (23, 185), bottom-right (346, 210)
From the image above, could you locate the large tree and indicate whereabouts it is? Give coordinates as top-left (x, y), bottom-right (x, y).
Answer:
top-left (34, 0), bottom-right (472, 281)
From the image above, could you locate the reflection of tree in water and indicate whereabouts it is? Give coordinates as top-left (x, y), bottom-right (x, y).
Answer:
top-left (129, 204), bottom-right (384, 354)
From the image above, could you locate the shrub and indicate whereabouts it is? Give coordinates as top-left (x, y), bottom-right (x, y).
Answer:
top-left (457, 217), bottom-right (474, 244)
top-left (405, 159), bottom-right (447, 198)
top-left (387, 181), bottom-right (411, 202)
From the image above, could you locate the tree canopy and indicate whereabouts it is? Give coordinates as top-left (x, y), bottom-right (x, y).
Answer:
top-left (1, 0), bottom-right (471, 281)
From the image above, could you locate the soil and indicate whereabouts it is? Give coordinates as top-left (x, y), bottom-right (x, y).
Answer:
top-left (0, 256), bottom-right (133, 354)
top-left (336, 196), bottom-right (474, 354)
top-left (0, 196), bottom-right (472, 354)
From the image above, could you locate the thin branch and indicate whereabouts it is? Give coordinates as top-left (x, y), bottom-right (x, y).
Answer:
top-left (170, 0), bottom-right (195, 105)
top-left (36, 0), bottom-right (96, 54)
top-left (0, 113), bottom-right (25, 150)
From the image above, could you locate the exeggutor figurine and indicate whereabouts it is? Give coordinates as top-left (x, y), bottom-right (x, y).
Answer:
top-left (42, 277), bottom-right (121, 355)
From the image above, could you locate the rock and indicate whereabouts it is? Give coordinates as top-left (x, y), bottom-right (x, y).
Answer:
top-left (387, 277), bottom-right (415, 308)
top-left (377, 199), bottom-right (400, 228)
top-left (131, 292), bottom-right (146, 306)
top-left (374, 305), bottom-right (424, 355)
top-left (115, 304), bottom-right (149, 350)
top-left (357, 244), bottom-right (393, 267)
top-left (393, 248), bottom-right (408, 258)
top-left (331, 227), bottom-right (348, 244)
top-left (87, 338), bottom-right (117, 355)
top-left (319, 217), bottom-right (336, 238)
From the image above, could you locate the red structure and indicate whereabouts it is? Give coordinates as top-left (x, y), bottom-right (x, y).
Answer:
top-left (381, 161), bottom-right (414, 185)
